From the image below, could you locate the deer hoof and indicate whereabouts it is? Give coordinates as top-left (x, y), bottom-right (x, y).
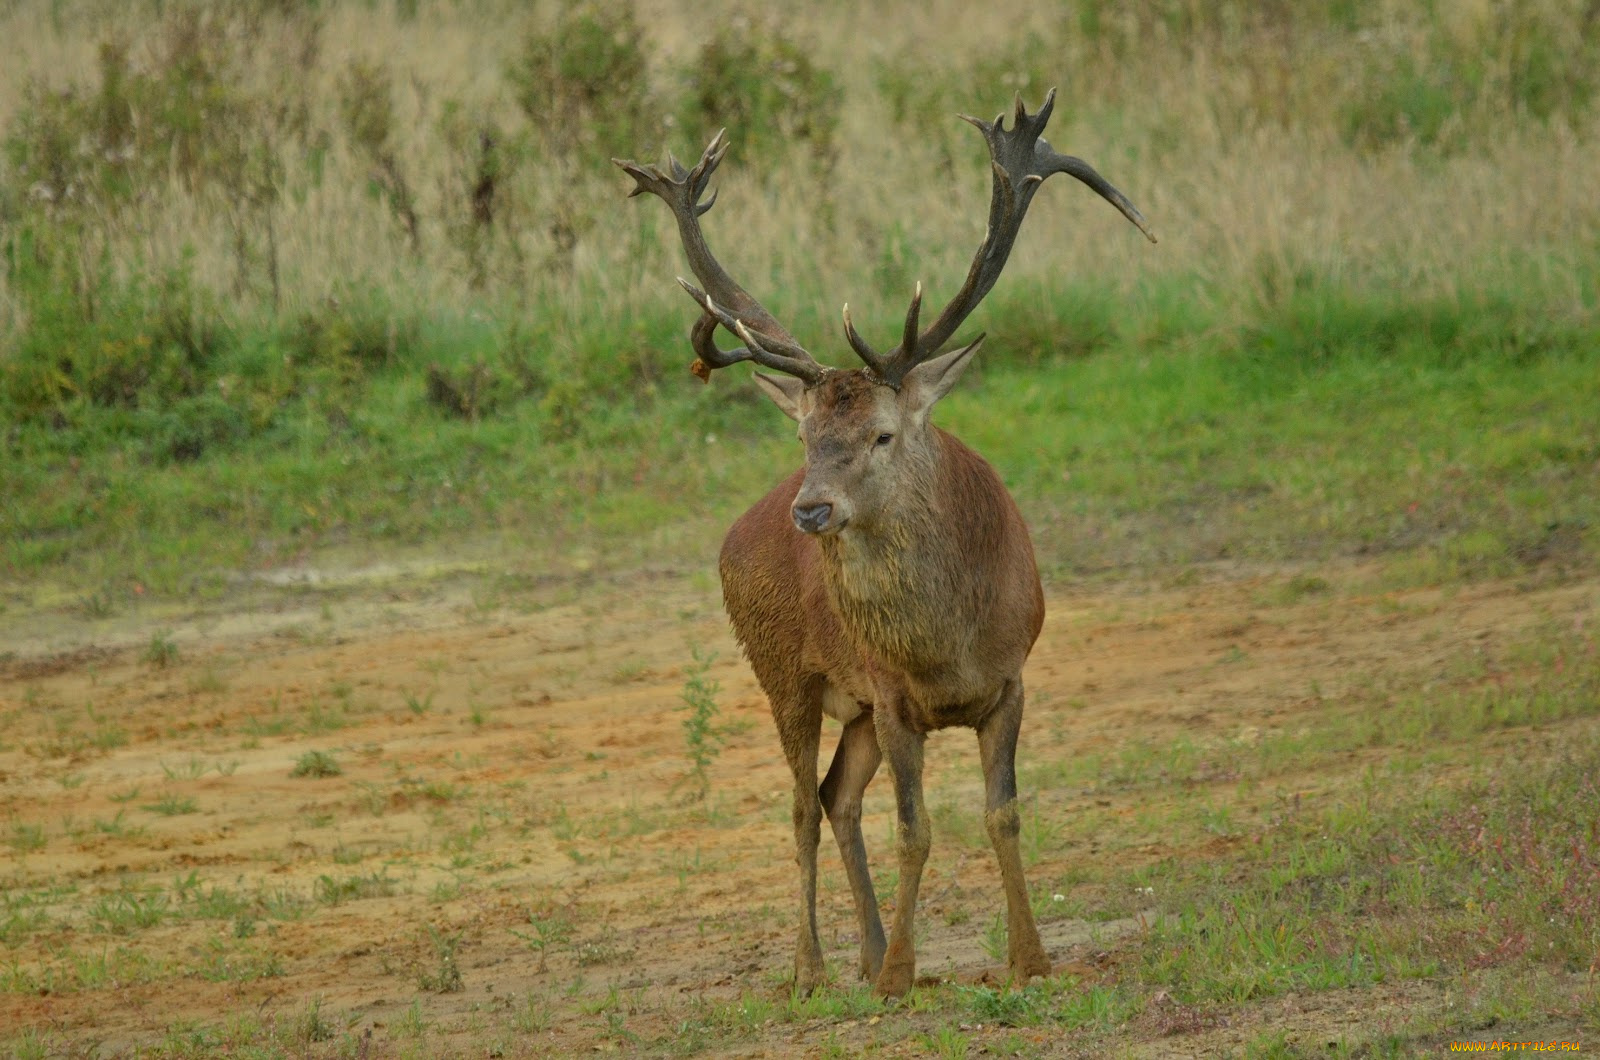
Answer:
top-left (860, 941), bottom-right (885, 982)
top-left (794, 959), bottom-right (826, 997)
top-left (1011, 950), bottom-right (1052, 983)
top-left (873, 962), bottom-right (914, 998)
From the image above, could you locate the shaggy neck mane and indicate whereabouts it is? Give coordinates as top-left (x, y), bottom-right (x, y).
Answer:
top-left (815, 431), bottom-right (987, 675)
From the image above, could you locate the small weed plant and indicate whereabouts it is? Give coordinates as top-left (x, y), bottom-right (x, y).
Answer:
top-left (417, 925), bottom-right (464, 993)
top-left (143, 632), bottom-right (179, 668)
top-left (677, 645), bottom-right (726, 801)
top-left (512, 905), bottom-right (574, 973)
top-left (290, 751), bottom-right (341, 778)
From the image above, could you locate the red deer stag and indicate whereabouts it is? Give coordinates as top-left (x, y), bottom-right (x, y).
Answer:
top-left (616, 90), bottom-right (1154, 998)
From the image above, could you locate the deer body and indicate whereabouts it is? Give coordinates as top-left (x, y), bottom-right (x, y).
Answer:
top-left (724, 424), bottom-right (1043, 731)
top-left (616, 90), bottom-right (1153, 996)
top-left (725, 372), bottom-right (1056, 996)
top-left (724, 420), bottom-right (1047, 994)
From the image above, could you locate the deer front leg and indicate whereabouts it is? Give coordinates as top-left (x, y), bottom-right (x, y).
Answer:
top-left (977, 678), bottom-right (1051, 982)
top-left (819, 712), bottom-right (886, 981)
top-left (777, 703), bottom-right (827, 994)
top-left (872, 702), bottom-right (929, 998)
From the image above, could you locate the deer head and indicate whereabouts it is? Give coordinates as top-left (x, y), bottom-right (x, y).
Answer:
top-left (615, 90), bottom-right (1156, 537)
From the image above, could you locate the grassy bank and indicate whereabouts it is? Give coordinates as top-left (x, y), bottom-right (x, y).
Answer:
top-left (4, 277), bottom-right (1595, 609)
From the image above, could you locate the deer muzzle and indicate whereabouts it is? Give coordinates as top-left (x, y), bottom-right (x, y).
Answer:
top-left (792, 502), bottom-right (835, 535)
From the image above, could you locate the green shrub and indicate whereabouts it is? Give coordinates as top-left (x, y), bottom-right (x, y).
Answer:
top-left (679, 21), bottom-right (841, 162)
top-left (0, 7), bottom-right (286, 455)
top-left (3, 254), bottom-right (228, 419)
top-left (3, 12), bottom-right (259, 203)
top-left (676, 645), bottom-right (725, 801)
top-left (283, 286), bottom-right (420, 392)
top-left (506, 2), bottom-right (658, 161)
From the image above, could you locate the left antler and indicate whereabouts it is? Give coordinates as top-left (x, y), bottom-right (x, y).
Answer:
top-left (853, 89), bottom-right (1157, 387)
top-left (614, 132), bottom-right (830, 386)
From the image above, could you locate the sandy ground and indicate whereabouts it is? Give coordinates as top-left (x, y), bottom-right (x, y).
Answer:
top-left (1, 556), bottom-right (1594, 1056)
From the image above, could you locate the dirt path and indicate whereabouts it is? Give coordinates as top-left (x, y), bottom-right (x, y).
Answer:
top-left (1, 560), bottom-right (1593, 1055)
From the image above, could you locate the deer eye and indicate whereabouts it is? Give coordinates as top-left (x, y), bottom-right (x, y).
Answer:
top-left (875, 433), bottom-right (894, 447)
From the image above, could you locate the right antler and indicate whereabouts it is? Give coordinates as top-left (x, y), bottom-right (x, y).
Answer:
top-left (614, 132), bottom-right (829, 386)
top-left (851, 89), bottom-right (1157, 388)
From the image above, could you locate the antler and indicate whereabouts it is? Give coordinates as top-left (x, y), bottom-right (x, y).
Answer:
top-left (855, 89), bottom-right (1157, 387)
top-left (614, 132), bottom-right (828, 386)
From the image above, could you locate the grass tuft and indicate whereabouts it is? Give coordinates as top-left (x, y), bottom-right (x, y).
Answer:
top-left (290, 750), bottom-right (342, 778)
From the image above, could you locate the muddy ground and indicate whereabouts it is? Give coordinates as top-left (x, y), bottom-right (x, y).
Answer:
top-left (1, 557), bottom-right (1594, 1056)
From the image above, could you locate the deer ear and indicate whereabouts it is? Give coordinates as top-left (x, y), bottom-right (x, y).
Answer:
top-left (899, 335), bottom-right (985, 417)
top-left (752, 371), bottom-right (805, 421)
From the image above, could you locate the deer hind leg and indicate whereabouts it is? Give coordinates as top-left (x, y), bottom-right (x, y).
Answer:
top-left (774, 685), bottom-right (827, 995)
top-left (872, 700), bottom-right (930, 998)
top-left (976, 678), bottom-right (1051, 982)
top-left (818, 710), bottom-right (885, 982)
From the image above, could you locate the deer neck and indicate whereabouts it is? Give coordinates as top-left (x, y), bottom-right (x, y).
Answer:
top-left (813, 443), bottom-right (967, 675)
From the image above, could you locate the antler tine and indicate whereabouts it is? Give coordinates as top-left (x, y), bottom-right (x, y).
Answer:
top-left (899, 281), bottom-right (924, 357)
top-left (615, 132), bottom-right (826, 384)
top-left (839, 279), bottom-right (928, 382)
top-left (873, 88), bottom-right (1155, 387)
top-left (841, 303), bottom-right (889, 379)
top-left (1036, 149), bottom-right (1156, 244)
top-left (680, 279), bottom-right (828, 385)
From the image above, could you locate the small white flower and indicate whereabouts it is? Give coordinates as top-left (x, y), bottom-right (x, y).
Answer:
top-left (1051, 894), bottom-right (1065, 902)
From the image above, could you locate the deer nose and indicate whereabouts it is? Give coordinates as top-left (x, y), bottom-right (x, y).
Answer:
top-left (792, 503), bottom-right (833, 534)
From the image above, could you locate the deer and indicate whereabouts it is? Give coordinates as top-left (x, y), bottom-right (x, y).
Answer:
top-left (615, 90), bottom-right (1154, 999)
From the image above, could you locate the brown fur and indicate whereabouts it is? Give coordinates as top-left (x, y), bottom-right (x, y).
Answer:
top-left (720, 365), bottom-right (1051, 997)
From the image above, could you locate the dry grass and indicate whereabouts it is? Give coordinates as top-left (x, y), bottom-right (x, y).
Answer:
top-left (2, 0), bottom-right (1594, 347)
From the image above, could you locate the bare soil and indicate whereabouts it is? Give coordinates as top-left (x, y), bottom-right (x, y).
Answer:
top-left (1, 557), bottom-right (1594, 1056)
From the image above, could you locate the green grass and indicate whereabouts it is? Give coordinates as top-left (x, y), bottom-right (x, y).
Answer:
top-left (142, 794), bottom-right (199, 817)
top-left (290, 749), bottom-right (342, 778)
top-left (6, 819), bottom-right (46, 853)
top-left (89, 889), bottom-right (170, 935)
top-left (951, 283), bottom-right (1600, 583)
top-left (312, 870), bottom-right (398, 906)
top-left (1134, 735), bottom-right (1600, 1014)
top-left (3, 278), bottom-right (1595, 601)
